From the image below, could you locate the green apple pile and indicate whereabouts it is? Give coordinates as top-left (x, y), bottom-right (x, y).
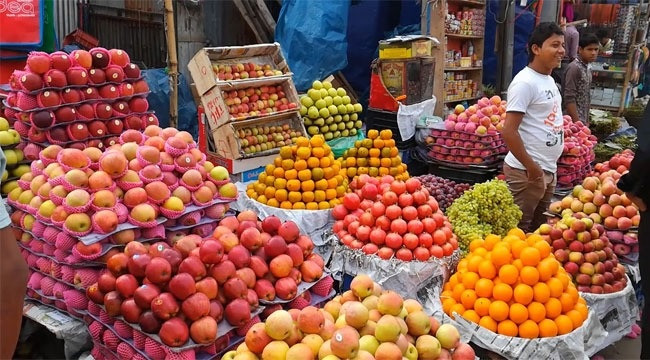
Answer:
top-left (300, 80), bottom-right (363, 141)
top-left (0, 117), bottom-right (20, 146)
top-left (224, 274), bottom-right (476, 360)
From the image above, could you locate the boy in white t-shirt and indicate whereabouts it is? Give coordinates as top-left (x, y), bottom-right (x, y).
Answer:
top-left (502, 22), bottom-right (566, 232)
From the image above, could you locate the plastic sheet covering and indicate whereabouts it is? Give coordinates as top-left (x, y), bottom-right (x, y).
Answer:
top-left (232, 182), bottom-right (334, 254)
top-left (326, 130), bottom-right (365, 159)
top-left (579, 276), bottom-right (639, 355)
top-left (274, 0), bottom-right (350, 91)
top-left (397, 97), bottom-right (436, 141)
top-left (328, 237), bottom-right (461, 313)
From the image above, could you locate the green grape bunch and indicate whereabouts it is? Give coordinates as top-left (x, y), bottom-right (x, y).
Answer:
top-left (446, 179), bottom-right (522, 252)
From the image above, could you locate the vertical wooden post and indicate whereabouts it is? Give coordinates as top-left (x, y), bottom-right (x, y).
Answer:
top-left (164, 0), bottom-right (178, 128)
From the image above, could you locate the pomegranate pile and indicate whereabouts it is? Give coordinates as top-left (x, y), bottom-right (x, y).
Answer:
top-left (332, 175), bottom-right (459, 261)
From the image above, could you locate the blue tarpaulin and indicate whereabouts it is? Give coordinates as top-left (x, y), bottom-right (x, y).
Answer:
top-left (143, 69), bottom-right (198, 138)
top-left (275, 0), bottom-right (351, 91)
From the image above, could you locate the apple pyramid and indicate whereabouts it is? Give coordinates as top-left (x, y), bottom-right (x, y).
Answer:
top-left (246, 135), bottom-right (347, 210)
top-left (538, 218), bottom-right (628, 294)
top-left (442, 229), bottom-right (589, 338)
top-left (549, 171), bottom-right (640, 232)
top-left (227, 274), bottom-right (475, 360)
top-left (337, 129), bottom-right (409, 181)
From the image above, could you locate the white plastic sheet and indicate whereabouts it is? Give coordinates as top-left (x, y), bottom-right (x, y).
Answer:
top-left (397, 97), bottom-right (436, 141)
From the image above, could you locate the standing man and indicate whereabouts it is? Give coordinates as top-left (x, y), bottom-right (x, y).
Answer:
top-left (616, 104), bottom-right (649, 358)
top-left (563, 33), bottom-right (600, 124)
top-left (0, 146), bottom-right (28, 359)
top-left (596, 28), bottom-right (614, 56)
top-left (502, 22), bottom-right (566, 232)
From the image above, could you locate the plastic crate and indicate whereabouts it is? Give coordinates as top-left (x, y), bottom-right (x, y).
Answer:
top-left (365, 107), bottom-right (416, 150)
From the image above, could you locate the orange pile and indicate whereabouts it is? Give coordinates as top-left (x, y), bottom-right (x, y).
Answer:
top-left (246, 135), bottom-right (346, 210)
top-left (441, 229), bottom-right (589, 338)
top-left (338, 129), bottom-right (409, 181)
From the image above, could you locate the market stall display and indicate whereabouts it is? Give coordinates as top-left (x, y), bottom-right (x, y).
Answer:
top-left (300, 80), bottom-right (363, 140)
top-left (224, 273), bottom-right (476, 360)
top-left (446, 179), bottom-right (522, 252)
top-left (556, 116), bottom-right (597, 190)
top-left (331, 175), bottom-right (458, 260)
top-left (337, 129), bottom-right (410, 181)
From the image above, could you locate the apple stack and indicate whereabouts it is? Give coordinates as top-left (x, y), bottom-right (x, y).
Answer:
top-left (3, 48), bottom-right (157, 160)
top-left (332, 175), bottom-right (459, 261)
top-left (557, 116), bottom-right (597, 189)
top-left (82, 210), bottom-right (330, 358)
top-left (337, 129), bottom-right (410, 181)
top-left (548, 175), bottom-right (640, 232)
top-left (592, 149), bottom-right (634, 177)
top-left (224, 273), bottom-right (476, 360)
top-left (442, 229), bottom-right (590, 341)
top-left (300, 80), bottom-right (364, 140)
top-left (538, 217), bottom-right (628, 295)
top-left (430, 96), bottom-right (507, 166)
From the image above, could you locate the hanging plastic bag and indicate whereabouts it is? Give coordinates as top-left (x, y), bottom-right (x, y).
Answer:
top-left (396, 97), bottom-right (436, 141)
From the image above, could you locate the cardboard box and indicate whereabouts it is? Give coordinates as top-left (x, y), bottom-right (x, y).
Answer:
top-left (379, 35), bottom-right (440, 59)
top-left (210, 111), bottom-right (307, 160)
top-left (207, 152), bottom-right (277, 184)
top-left (188, 43), bottom-right (292, 97)
top-left (369, 57), bottom-right (435, 111)
top-left (201, 76), bottom-right (301, 132)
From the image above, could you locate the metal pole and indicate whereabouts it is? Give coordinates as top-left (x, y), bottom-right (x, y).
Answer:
top-left (164, 0), bottom-right (178, 128)
top-left (501, 0), bottom-right (515, 97)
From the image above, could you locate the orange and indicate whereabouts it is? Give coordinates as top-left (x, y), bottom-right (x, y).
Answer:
top-left (441, 290), bottom-right (453, 300)
top-left (306, 202), bottom-right (319, 210)
top-left (285, 169), bottom-right (298, 180)
top-left (279, 147), bottom-right (292, 159)
top-left (264, 175), bottom-right (275, 187)
top-left (275, 189), bottom-right (288, 202)
top-left (537, 258), bottom-right (557, 281)
top-left (509, 303), bottom-right (529, 324)
top-left (296, 147), bottom-right (311, 160)
top-left (460, 289), bottom-right (477, 309)
top-left (566, 286), bottom-right (579, 303)
top-left (527, 302), bottom-right (546, 323)
top-left (488, 300), bottom-right (509, 322)
top-left (462, 309), bottom-right (481, 324)
top-left (474, 248), bottom-right (488, 257)
top-left (379, 129), bottom-right (392, 140)
top-left (474, 298), bottom-right (491, 317)
top-left (292, 202), bottom-right (306, 210)
top-left (266, 198), bottom-right (279, 208)
top-left (518, 320), bottom-right (540, 339)
top-left (507, 228), bottom-right (526, 240)
top-left (442, 298), bottom-right (457, 314)
top-left (469, 239), bottom-right (485, 252)
top-left (325, 189), bottom-right (337, 200)
top-left (498, 264), bottom-right (519, 285)
top-left (296, 137), bottom-right (309, 147)
top-left (520, 247), bottom-right (541, 266)
top-left (557, 272), bottom-right (570, 290)
top-left (373, 138), bottom-right (385, 149)
top-left (264, 186), bottom-right (276, 199)
top-left (327, 178), bottom-right (338, 189)
top-left (255, 194), bottom-right (267, 204)
top-left (274, 178), bottom-right (287, 190)
top-left (538, 319), bottom-right (558, 337)
top-left (447, 274), bottom-right (459, 290)
top-left (533, 240), bottom-right (551, 258)
top-left (450, 304), bottom-right (466, 319)
top-left (512, 259), bottom-right (524, 271)
top-left (314, 190), bottom-right (326, 203)
top-left (280, 201), bottom-right (292, 209)
top-left (457, 260), bottom-right (468, 272)
top-left (492, 283), bottom-right (513, 302)
top-left (301, 180), bottom-right (315, 192)
top-left (492, 245), bottom-right (512, 267)
top-left (315, 179), bottom-right (328, 191)
top-left (452, 283), bottom-right (466, 301)
top-left (544, 298), bottom-right (562, 319)
top-left (484, 234), bottom-right (501, 251)
top-left (479, 316), bottom-right (498, 332)
top-left (273, 167), bottom-right (285, 179)
top-left (310, 135), bottom-right (325, 147)
top-left (555, 314), bottom-right (574, 335)
top-left (312, 147), bottom-right (325, 158)
top-left (274, 156), bottom-right (282, 167)
top-left (288, 191), bottom-right (301, 203)
top-left (302, 191), bottom-right (315, 203)
top-left (318, 201), bottom-right (330, 210)
top-left (478, 260), bottom-right (497, 279)
top-left (368, 129), bottom-right (379, 139)
top-left (308, 157), bottom-right (321, 168)
top-left (513, 284), bottom-right (534, 305)
top-left (520, 266), bottom-right (540, 286)
top-left (298, 169), bottom-right (312, 181)
top-left (369, 148), bottom-right (380, 158)
top-left (497, 320), bottom-right (518, 337)
top-left (475, 278), bottom-right (494, 298)
top-left (287, 179), bottom-right (301, 192)
top-left (566, 309), bottom-right (585, 329)
top-left (532, 283), bottom-right (550, 303)
top-left (282, 159), bottom-right (295, 171)
top-left (578, 297), bottom-right (586, 305)
top-left (559, 293), bottom-right (575, 313)
top-left (461, 272), bottom-right (480, 289)
top-left (467, 256), bottom-right (483, 273)
top-left (546, 277), bottom-right (564, 298)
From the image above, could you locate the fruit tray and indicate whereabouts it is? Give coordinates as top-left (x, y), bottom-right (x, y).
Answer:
top-left (429, 145), bottom-right (507, 157)
top-left (19, 240), bottom-right (106, 268)
top-left (92, 303), bottom-right (265, 352)
top-left (431, 134), bottom-right (505, 147)
top-left (165, 211), bottom-right (234, 231)
top-left (25, 292), bottom-right (85, 321)
top-left (15, 111), bottom-right (156, 133)
top-left (429, 153), bottom-right (504, 168)
top-left (10, 75), bottom-right (146, 96)
top-left (431, 128), bottom-right (502, 143)
top-left (217, 77), bottom-right (300, 123)
top-left (259, 272), bottom-right (330, 305)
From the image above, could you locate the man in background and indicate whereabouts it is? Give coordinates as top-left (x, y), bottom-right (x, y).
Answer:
top-left (597, 28), bottom-right (614, 56)
top-left (563, 33), bottom-right (600, 124)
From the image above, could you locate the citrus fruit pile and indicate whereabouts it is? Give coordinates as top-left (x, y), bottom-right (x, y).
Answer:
top-left (246, 135), bottom-right (346, 209)
top-left (442, 229), bottom-right (589, 338)
top-left (338, 129), bottom-right (409, 181)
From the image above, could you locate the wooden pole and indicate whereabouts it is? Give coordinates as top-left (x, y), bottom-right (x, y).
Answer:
top-left (164, 0), bottom-right (178, 128)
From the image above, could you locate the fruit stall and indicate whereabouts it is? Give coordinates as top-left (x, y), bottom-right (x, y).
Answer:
top-left (0, 29), bottom-right (646, 360)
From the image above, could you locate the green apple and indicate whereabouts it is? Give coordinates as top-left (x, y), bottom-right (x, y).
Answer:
top-left (0, 117), bottom-right (9, 131)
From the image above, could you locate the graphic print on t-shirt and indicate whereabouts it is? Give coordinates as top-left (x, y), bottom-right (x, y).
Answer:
top-left (542, 87), bottom-right (564, 148)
